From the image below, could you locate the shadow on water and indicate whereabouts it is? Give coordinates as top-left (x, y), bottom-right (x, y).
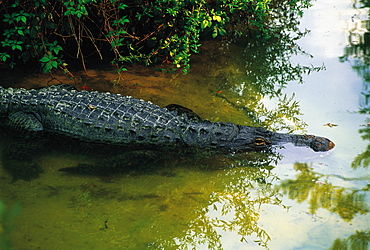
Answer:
top-left (1, 1), bottom-right (369, 250)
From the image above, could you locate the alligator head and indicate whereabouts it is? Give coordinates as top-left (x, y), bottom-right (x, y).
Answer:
top-left (229, 125), bottom-right (335, 152)
top-left (270, 132), bottom-right (335, 152)
top-left (302, 135), bottom-right (335, 152)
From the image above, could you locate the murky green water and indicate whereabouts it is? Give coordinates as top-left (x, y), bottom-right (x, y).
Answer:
top-left (0, 0), bottom-right (370, 249)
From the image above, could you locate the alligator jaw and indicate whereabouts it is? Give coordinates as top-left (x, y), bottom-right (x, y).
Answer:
top-left (271, 133), bottom-right (335, 152)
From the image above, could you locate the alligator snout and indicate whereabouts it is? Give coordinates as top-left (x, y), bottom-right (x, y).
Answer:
top-left (311, 137), bottom-right (335, 152)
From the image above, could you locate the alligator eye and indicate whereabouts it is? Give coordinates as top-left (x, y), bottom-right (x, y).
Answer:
top-left (255, 137), bottom-right (267, 146)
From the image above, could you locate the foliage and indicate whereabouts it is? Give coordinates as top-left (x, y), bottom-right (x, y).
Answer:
top-left (0, 0), bottom-right (312, 77)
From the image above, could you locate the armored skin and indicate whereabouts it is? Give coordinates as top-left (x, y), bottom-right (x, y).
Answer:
top-left (0, 84), bottom-right (334, 152)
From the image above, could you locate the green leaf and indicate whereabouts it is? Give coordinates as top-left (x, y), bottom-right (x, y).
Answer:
top-left (117, 67), bottom-right (127, 73)
top-left (213, 16), bottom-right (222, 22)
top-left (17, 29), bottom-right (24, 36)
top-left (218, 28), bottom-right (227, 36)
top-left (20, 16), bottom-right (27, 24)
top-left (0, 53), bottom-right (10, 62)
top-left (51, 61), bottom-right (58, 68)
top-left (3, 14), bottom-right (11, 23)
top-left (201, 20), bottom-right (209, 29)
top-left (3, 29), bottom-right (15, 37)
top-left (118, 4), bottom-right (128, 10)
top-left (13, 45), bottom-right (22, 51)
top-left (39, 56), bottom-right (50, 63)
top-left (212, 29), bottom-right (218, 38)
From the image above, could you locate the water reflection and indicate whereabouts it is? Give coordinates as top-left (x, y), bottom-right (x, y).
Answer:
top-left (146, 155), bottom-right (283, 249)
top-left (198, 36), bottom-right (320, 132)
top-left (329, 230), bottom-right (370, 250)
top-left (0, 127), bottom-right (287, 249)
top-left (352, 125), bottom-right (370, 168)
top-left (0, 1), bottom-right (350, 249)
top-left (341, 1), bottom-right (370, 111)
top-left (341, 15), bottom-right (370, 114)
top-left (277, 163), bottom-right (369, 221)
top-left (340, 2), bottom-right (370, 169)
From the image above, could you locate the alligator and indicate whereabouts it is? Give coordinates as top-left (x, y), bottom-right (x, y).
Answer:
top-left (0, 84), bottom-right (334, 153)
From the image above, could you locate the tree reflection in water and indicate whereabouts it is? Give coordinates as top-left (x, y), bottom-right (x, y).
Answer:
top-left (352, 125), bottom-right (370, 169)
top-left (276, 163), bottom-right (369, 222)
top-left (340, 1), bottom-right (370, 168)
top-left (329, 230), bottom-right (370, 250)
top-left (202, 34), bottom-right (323, 131)
top-left (0, 0), bottom-right (349, 249)
top-left (148, 150), bottom-right (284, 249)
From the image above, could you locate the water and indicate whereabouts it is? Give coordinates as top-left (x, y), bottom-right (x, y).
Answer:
top-left (0, 0), bottom-right (370, 249)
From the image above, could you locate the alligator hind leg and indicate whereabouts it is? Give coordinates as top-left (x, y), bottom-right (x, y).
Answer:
top-left (2, 139), bottom-right (45, 182)
top-left (165, 104), bottom-right (202, 121)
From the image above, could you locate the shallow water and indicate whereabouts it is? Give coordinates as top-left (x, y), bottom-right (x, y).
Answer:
top-left (0, 0), bottom-right (370, 249)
